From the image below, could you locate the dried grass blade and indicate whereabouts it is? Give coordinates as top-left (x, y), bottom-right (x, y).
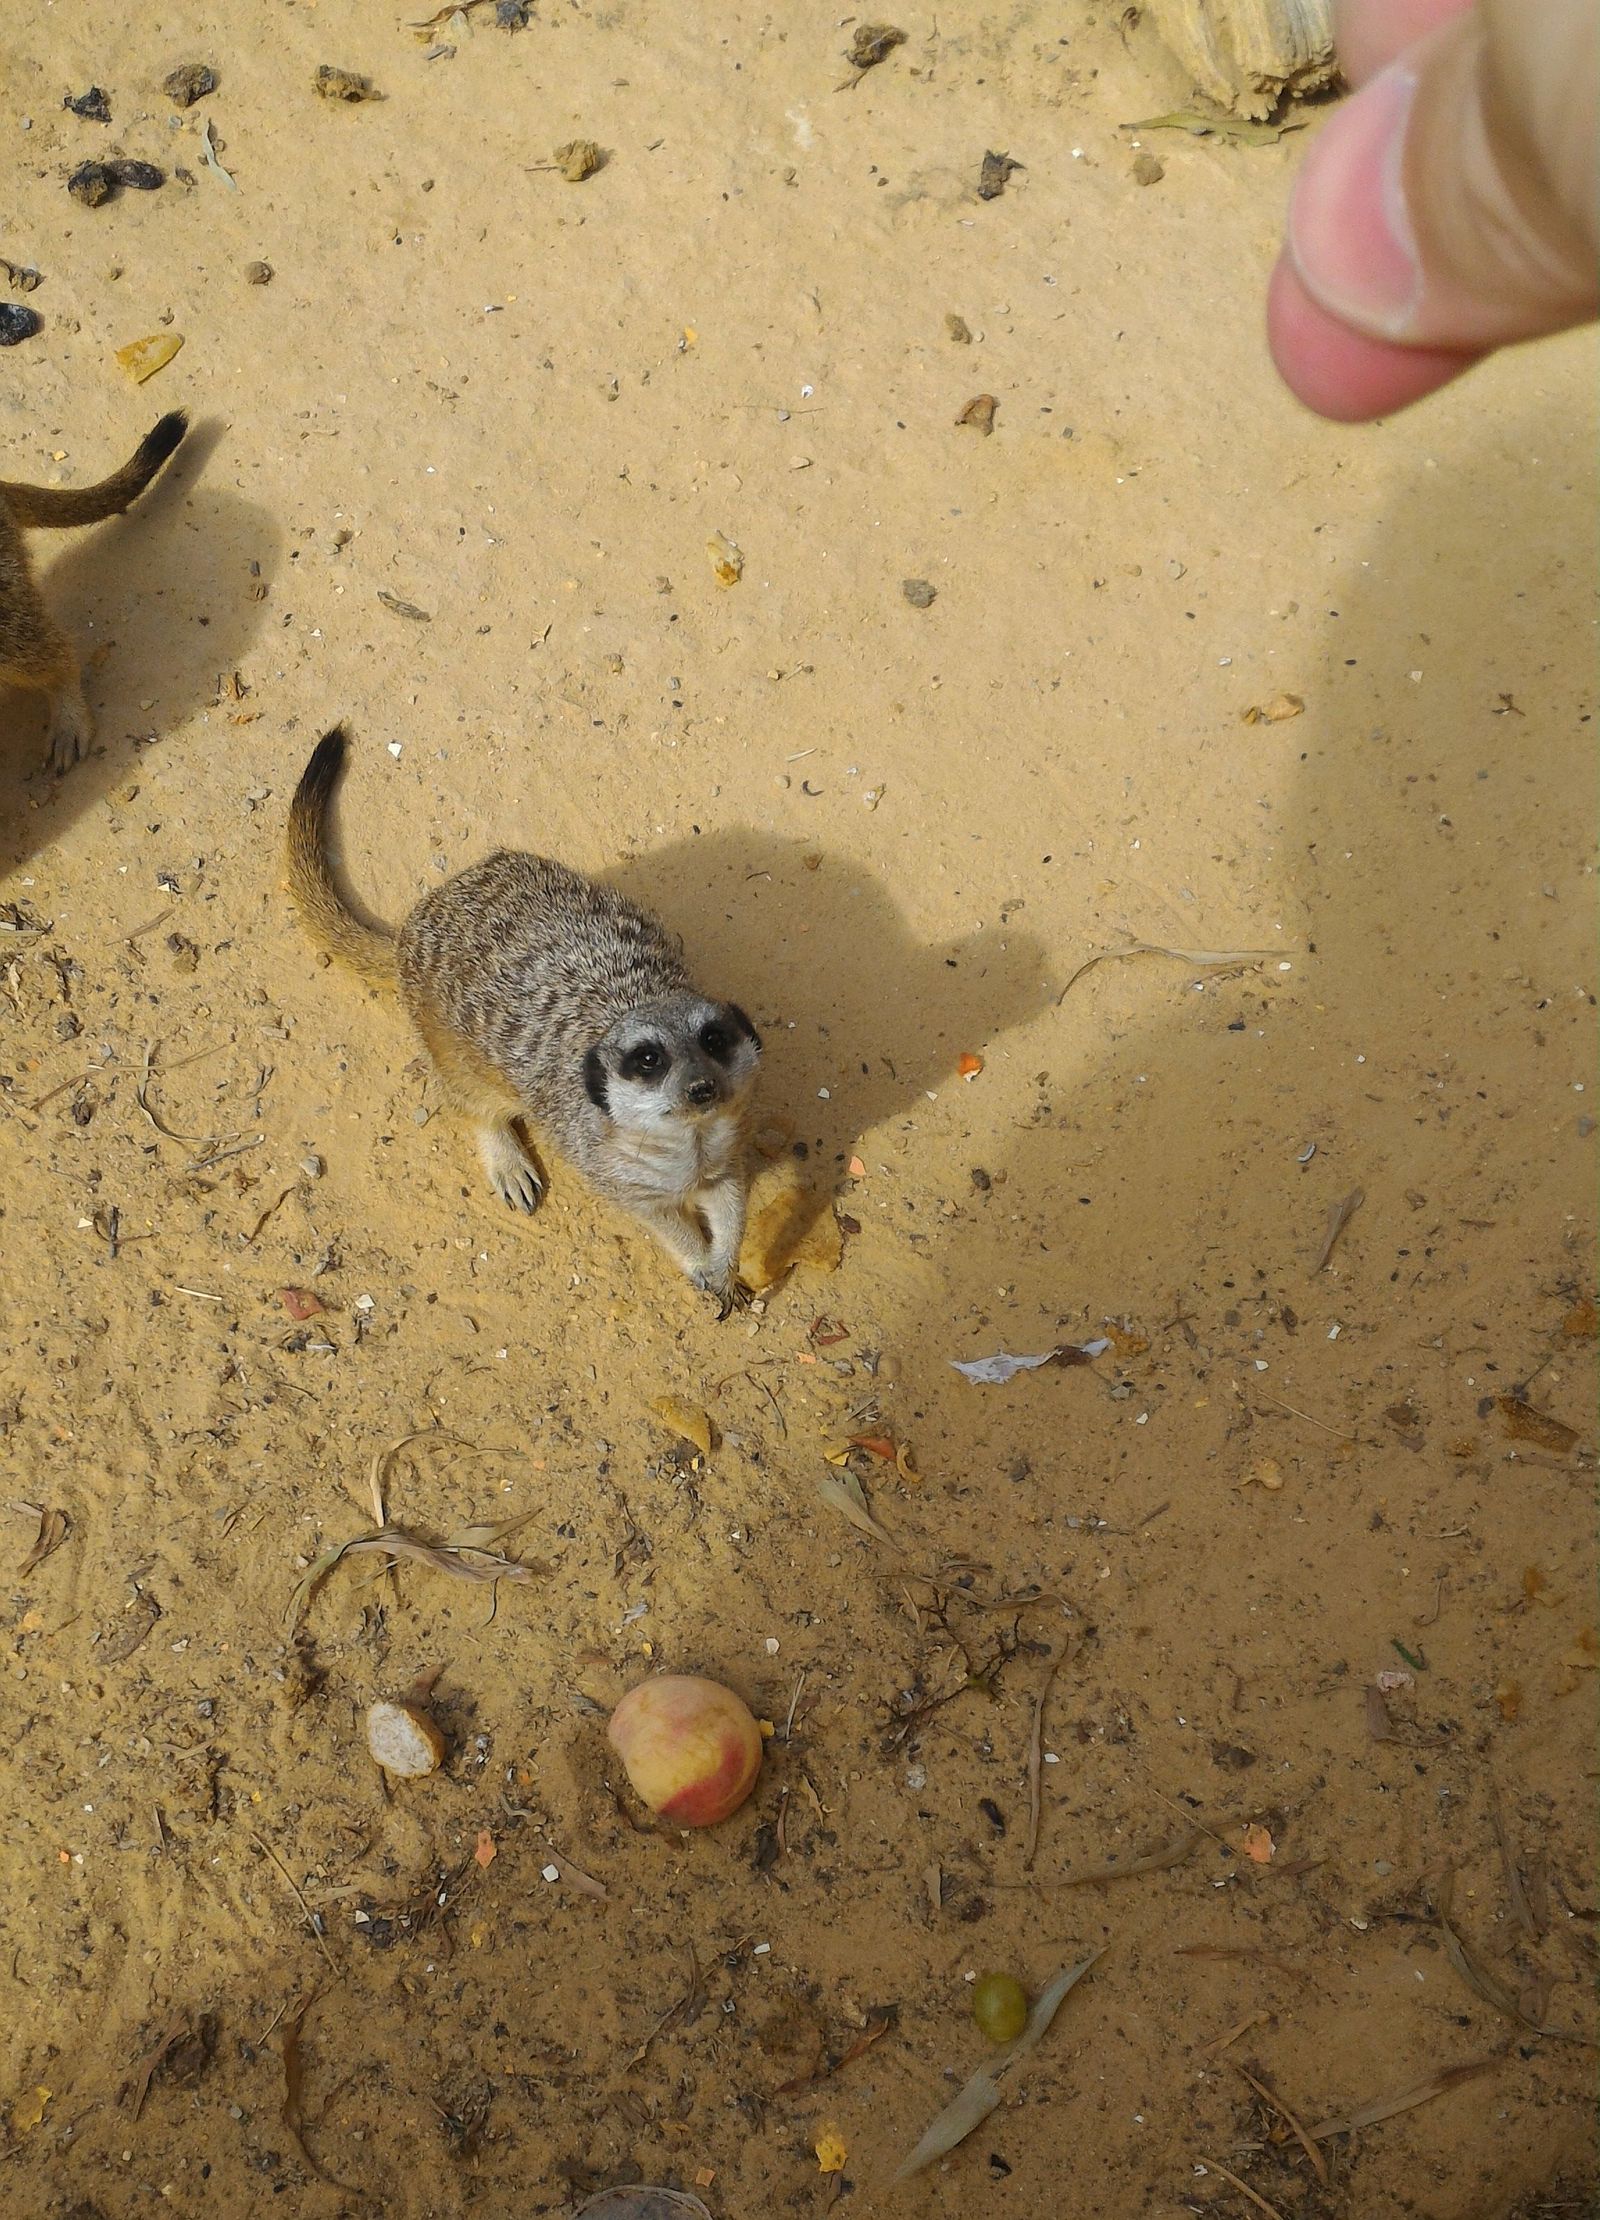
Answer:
top-left (892, 1950), bottom-right (1102, 2182)
top-left (1023, 1650), bottom-right (1065, 1870)
top-left (1059, 939), bottom-right (1278, 1001)
top-left (285, 1521), bottom-right (541, 1626)
top-left (17, 1503), bottom-right (69, 1574)
top-left (1314, 1185), bottom-right (1364, 1272)
top-left (1193, 2154), bottom-right (1285, 2219)
top-left (1231, 2062), bottom-right (1327, 2185)
top-left (816, 1466), bottom-right (897, 1547)
top-left (1489, 1784), bottom-right (1542, 1942)
top-left (1305, 2056), bottom-right (1498, 2140)
top-left (280, 1995), bottom-right (331, 2185)
top-left (1040, 1828), bottom-right (1201, 1887)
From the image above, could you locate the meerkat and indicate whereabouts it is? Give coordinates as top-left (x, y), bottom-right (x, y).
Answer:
top-left (287, 727), bottom-right (764, 1315)
top-left (0, 410), bottom-right (189, 773)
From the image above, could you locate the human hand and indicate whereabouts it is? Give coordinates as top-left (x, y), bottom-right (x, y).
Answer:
top-left (1268, 0), bottom-right (1599, 420)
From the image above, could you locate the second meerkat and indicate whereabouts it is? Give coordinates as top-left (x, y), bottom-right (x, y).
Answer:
top-left (287, 728), bottom-right (762, 1314)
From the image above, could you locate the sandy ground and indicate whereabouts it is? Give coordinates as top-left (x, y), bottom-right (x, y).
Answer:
top-left (1, 6), bottom-right (1596, 2218)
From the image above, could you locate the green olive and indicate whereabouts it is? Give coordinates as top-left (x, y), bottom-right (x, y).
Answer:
top-left (970, 1970), bottom-right (1029, 2043)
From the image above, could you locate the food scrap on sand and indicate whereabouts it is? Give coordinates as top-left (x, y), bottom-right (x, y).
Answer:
top-left (950, 1339), bottom-right (1109, 1385)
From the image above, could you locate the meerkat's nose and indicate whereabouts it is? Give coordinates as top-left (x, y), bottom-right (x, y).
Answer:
top-left (687, 1076), bottom-right (716, 1107)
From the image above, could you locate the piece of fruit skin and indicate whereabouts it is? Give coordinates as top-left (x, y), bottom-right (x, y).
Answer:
top-left (607, 1674), bottom-right (762, 1826)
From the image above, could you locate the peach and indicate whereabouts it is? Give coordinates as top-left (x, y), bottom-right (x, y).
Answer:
top-left (607, 1674), bottom-right (762, 1827)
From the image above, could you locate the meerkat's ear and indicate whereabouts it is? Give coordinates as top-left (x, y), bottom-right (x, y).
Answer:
top-left (725, 1004), bottom-right (761, 1053)
top-left (583, 1047), bottom-right (610, 1115)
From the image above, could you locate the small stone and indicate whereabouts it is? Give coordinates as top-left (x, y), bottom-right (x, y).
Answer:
top-left (67, 161), bottom-right (116, 207)
top-left (0, 303), bottom-right (43, 347)
top-left (902, 578), bottom-right (936, 608)
top-left (244, 259), bottom-right (273, 285)
top-left (164, 62), bottom-right (220, 108)
top-left (1131, 150), bottom-right (1165, 186)
top-left (64, 87), bottom-right (113, 123)
top-left (300, 1154), bottom-right (324, 1179)
top-left (108, 159), bottom-right (165, 191)
top-left (944, 312), bottom-right (972, 343)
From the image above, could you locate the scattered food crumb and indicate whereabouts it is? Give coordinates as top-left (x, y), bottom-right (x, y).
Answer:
top-left (903, 578), bottom-right (936, 608)
top-left (956, 394), bottom-right (998, 436)
top-left (314, 65), bottom-right (377, 102)
top-left (164, 62), bottom-right (220, 108)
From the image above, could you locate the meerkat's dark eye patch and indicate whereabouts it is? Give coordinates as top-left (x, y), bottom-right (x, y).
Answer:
top-left (724, 1003), bottom-right (761, 1053)
top-left (620, 1040), bottom-right (669, 1083)
top-left (699, 1022), bottom-right (731, 1061)
top-left (583, 1047), bottom-right (610, 1114)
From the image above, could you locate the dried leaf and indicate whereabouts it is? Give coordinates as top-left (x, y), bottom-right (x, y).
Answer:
top-left (1364, 1683), bottom-right (1398, 1741)
top-left (279, 1286), bottom-right (323, 1320)
top-left (286, 1520), bottom-right (542, 1626)
top-left (554, 137), bottom-right (603, 181)
top-left (955, 394), bottom-right (997, 436)
top-left (977, 150), bottom-right (1023, 199)
top-left (115, 332), bottom-right (184, 384)
top-left (17, 1503), bottom-right (69, 1575)
top-left (893, 1952), bottom-right (1101, 2181)
top-left (894, 1440), bottom-right (921, 1486)
top-left (649, 1398), bottom-right (716, 1456)
top-left (1496, 1395), bottom-right (1578, 1454)
top-left (1126, 109), bottom-right (1305, 146)
top-left (1314, 1186), bottom-right (1365, 1272)
top-left (198, 118), bottom-right (238, 190)
top-left (1241, 693), bottom-right (1304, 724)
top-left (707, 531), bottom-right (743, 585)
top-left (845, 23), bottom-right (906, 71)
top-left (1493, 1679), bottom-right (1523, 1721)
top-left (816, 1466), bottom-right (896, 1548)
top-left (7, 2086), bottom-right (50, 2138)
top-left (377, 589), bottom-right (431, 621)
top-left (474, 1829), bottom-right (497, 1868)
top-left (119, 2018), bottom-right (190, 2120)
top-left (1304, 2057), bottom-right (1498, 2140)
top-left (1059, 938), bottom-right (1279, 1000)
top-left (1560, 1298), bottom-right (1597, 1338)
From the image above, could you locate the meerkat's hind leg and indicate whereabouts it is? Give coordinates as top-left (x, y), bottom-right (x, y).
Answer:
top-left (0, 578), bottom-right (92, 773)
top-left (477, 1115), bottom-right (543, 1213)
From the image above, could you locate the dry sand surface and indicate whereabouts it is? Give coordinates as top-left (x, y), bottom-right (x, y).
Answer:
top-left (2, 6), bottom-right (1596, 2217)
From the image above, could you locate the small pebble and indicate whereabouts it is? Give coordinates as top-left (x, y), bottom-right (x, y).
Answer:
top-left (244, 259), bottom-right (273, 285)
top-left (300, 1153), bottom-right (324, 1179)
top-left (67, 161), bottom-right (115, 207)
top-left (1131, 150), bottom-right (1165, 186)
top-left (902, 578), bottom-right (936, 608)
top-left (163, 62), bottom-right (219, 109)
top-left (109, 159), bottom-right (165, 190)
top-left (0, 303), bottom-right (43, 347)
top-left (64, 87), bottom-right (112, 123)
top-left (553, 138), bottom-right (602, 182)
top-left (944, 312), bottom-right (972, 343)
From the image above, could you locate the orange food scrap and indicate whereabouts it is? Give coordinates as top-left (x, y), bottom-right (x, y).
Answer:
top-left (815, 2127), bottom-right (848, 2174)
top-left (849, 1434), bottom-right (897, 1462)
top-left (474, 1829), bottom-right (497, 1868)
top-left (957, 1052), bottom-right (984, 1080)
top-left (1240, 1822), bottom-right (1275, 1864)
top-left (848, 1155), bottom-right (867, 1178)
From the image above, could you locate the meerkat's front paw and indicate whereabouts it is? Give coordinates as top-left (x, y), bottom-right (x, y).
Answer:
top-left (695, 1268), bottom-right (753, 1320)
top-left (46, 695), bottom-right (93, 776)
top-left (479, 1124), bottom-right (543, 1213)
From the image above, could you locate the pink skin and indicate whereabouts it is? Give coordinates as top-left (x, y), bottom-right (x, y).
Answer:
top-left (1267, 0), bottom-right (1484, 419)
top-left (608, 1674), bottom-right (762, 1827)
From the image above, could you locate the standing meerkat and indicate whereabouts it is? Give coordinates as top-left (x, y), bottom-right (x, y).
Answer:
top-left (287, 727), bottom-right (764, 1315)
top-left (0, 411), bottom-right (188, 772)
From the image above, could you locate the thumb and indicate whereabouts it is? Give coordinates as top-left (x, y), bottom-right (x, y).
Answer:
top-left (1286, 0), bottom-right (1599, 353)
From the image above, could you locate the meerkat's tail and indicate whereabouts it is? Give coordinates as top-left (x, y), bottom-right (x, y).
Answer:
top-left (287, 728), bottom-right (398, 985)
top-left (2, 411), bottom-right (189, 529)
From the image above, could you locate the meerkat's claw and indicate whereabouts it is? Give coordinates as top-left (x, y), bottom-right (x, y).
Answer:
top-left (479, 1125), bottom-right (543, 1213)
top-left (698, 1272), bottom-right (752, 1320)
top-left (47, 695), bottom-right (92, 776)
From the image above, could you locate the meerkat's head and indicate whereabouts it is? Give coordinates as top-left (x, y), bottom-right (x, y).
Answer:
top-left (583, 995), bottom-right (761, 1130)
